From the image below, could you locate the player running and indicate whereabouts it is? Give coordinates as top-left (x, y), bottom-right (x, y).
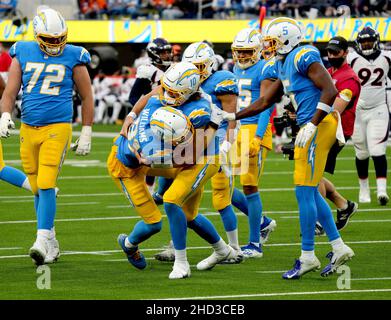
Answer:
top-left (0, 6), bottom-right (94, 265)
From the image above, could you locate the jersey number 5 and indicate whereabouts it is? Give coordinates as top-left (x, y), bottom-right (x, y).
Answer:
top-left (25, 62), bottom-right (65, 95)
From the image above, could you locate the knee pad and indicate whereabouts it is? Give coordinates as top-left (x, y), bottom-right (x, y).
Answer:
top-left (37, 170), bottom-right (57, 190)
top-left (355, 148), bottom-right (370, 160)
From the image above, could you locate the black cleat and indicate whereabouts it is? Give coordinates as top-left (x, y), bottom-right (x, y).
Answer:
top-left (336, 200), bottom-right (358, 231)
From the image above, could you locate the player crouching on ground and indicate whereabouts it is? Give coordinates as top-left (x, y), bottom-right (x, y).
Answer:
top-left (107, 62), bottom-right (241, 279)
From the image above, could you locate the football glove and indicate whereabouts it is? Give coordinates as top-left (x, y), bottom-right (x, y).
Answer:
top-left (210, 103), bottom-right (224, 127)
top-left (0, 112), bottom-right (15, 138)
top-left (249, 136), bottom-right (262, 157)
top-left (295, 122), bottom-right (317, 148)
top-left (71, 126), bottom-right (92, 156)
top-left (221, 111), bottom-right (236, 121)
top-left (219, 140), bottom-right (232, 178)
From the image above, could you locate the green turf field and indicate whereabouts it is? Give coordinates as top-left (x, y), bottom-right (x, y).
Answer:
top-left (0, 124), bottom-right (390, 300)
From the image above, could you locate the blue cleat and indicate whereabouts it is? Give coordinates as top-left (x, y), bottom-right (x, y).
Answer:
top-left (260, 216), bottom-right (277, 244)
top-left (152, 192), bottom-right (163, 205)
top-left (117, 234), bottom-right (147, 270)
top-left (282, 257), bottom-right (321, 280)
top-left (320, 245), bottom-right (354, 277)
top-left (241, 243), bottom-right (263, 258)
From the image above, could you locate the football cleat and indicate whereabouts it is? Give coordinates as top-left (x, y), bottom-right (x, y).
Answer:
top-left (320, 245), bottom-right (354, 277)
top-left (260, 217), bottom-right (277, 244)
top-left (154, 240), bottom-right (175, 262)
top-left (241, 243), bottom-right (263, 258)
top-left (359, 187), bottom-right (371, 203)
top-left (315, 221), bottom-right (325, 236)
top-left (218, 245), bottom-right (244, 264)
top-left (117, 234), bottom-right (146, 270)
top-left (29, 238), bottom-right (49, 266)
top-left (282, 257), bottom-right (321, 280)
top-left (377, 192), bottom-right (389, 206)
top-left (44, 238), bottom-right (60, 264)
top-left (169, 261), bottom-right (190, 279)
top-left (152, 192), bottom-right (164, 205)
top-left (197, 245), bottom-right (243, 270)
top-left (336, 200), bottom-right (358, 231)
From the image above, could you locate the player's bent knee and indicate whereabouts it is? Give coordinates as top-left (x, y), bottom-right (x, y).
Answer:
top-left (37, 175), bottom-right (56, 190)
top-left (355, 150), bottom-right (370, 160)
top-left (147, 221), bottom-right (162, 234)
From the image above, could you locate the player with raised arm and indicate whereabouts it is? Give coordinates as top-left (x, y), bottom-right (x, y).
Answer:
top-left (0, 7), bottom-right (94, 265)
top-left (348, 27), bottom-right (391, 205)
top-left (221, 17), bottom-right (354, 279)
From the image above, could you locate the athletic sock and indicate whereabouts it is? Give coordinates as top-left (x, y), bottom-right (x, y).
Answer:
top-left (300, 250), bottom-right (315, 261)
top-left (314, 189), bottom-right (340, 242)
top-left (359, 178), bottom-right (370, 190)
top-left (376, 178), bottom-right (388, 194)
top-left (219, 205), bottom-right (237, 232)
top-left (175, 249), bottom-right (187, 263)
top-left (127, 220), bottom-right (162, 246)
top-left (187, 214), bottom-right (220, 244)
top-left (372, 155), bottom-right (387, 179)
top-left (246, 192), bottom-right (262, 244)
top-left (0, 166), bottom-right (28, 189)
top-left (295, 186), bottom-right (317, 251)
top-left (163, 203), bottom-right (187, 250)
top-left (355, 157), bottom-right (369, 180)
top-left (37, 188), bottom-right (56, 230)
top-left (231, 187), bottom-right (248, 215)
top-left (330, 237), bottom-right (345, 251)
top-left (211, 238), bottom-right (229, 255)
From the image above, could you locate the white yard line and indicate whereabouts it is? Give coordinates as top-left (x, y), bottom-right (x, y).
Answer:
top-left (1, 240), bottom-right (391, 260)
top-left (161, 288), bottom-right (391, 300)
top-left (0, 247), bottom-right (22, 251)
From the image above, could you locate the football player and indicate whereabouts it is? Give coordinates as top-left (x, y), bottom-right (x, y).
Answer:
top-left (230, 28), bottom-right (277, 258)
top-left (221, 17), bottom-right (354, 279)
top-left (0, 7), bottom-right (94, 265)
top-left (128, 37), bottom-right (173, 194)
top-left (348, 27), bottom-right (391, 205)
top-left (0, 73), bottom-right (32, 192)
top-left (108, 62), bottom-right (240, 279)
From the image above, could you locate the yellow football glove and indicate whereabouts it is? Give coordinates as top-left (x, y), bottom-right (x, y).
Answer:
top-left (248, 136), bottom-right (263, 158)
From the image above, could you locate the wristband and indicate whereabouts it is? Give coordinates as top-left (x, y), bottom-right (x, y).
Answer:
top-left (128, 111), bottom-right (138, 120)
top-left (316, 102), bottom-right (332, 114)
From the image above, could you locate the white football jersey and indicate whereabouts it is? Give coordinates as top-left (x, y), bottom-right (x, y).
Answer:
top-left (348, 50), bottom-right (391, 109)
top-left (136, 63), bottom-right (164, 89)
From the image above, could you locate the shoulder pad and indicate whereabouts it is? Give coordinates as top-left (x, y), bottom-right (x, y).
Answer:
top-left (136, 64), bottom-right (157, 80)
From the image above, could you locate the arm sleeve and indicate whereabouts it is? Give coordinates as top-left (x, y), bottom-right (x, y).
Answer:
top-left (128, 78), bottom-right (152, 106)
top-left (255, 105), bottom-right (274, 138)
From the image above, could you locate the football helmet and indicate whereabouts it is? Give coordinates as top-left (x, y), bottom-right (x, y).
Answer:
top-left (159, 61), bottom-right (201, 107)
top-left (262, 17), bottom-right (302, 56)
top-left (146, 38), bottom-right (173, 68)
top-left (355, 26), bottom-right (380, 56)
top-left (33, 7), bottom-right (67, 56)
top-left (231, 28), bottom-right (261, 69)
top-left (150, 106), bottom-right (194, 147)
top-left (182, 42), bottom-right (215, 82)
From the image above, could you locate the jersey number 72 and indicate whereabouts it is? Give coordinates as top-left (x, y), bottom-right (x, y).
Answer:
top-left (25, 62), bottom-right (65, 95)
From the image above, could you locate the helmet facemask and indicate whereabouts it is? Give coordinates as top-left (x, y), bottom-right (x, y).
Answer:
top-left (193, 58), bottom-right (213, 83)
top-left (357, 37), bottom-right (378, 56)
top-left (159, 82), bottom-right (188, 107)
top-left (261, 36), bottom-right (280, 60)
top-left (36, 32), bottom-right (67, 56)
top-left (231, 46), bottom-right (260, 69)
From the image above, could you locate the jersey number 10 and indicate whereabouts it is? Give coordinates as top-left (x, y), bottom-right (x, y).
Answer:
top-left (25, 62), bottom-right (65, 95)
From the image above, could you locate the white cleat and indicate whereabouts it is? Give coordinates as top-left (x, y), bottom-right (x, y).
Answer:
top-left (29, 238), bottom-right (49, 266)
top-left (283, 256), bottom-right (321, 279)
top-left (44, 238), bottom-right (60, 264)
top-left (169, 261), bottom-right (191, 279)
top-left (154, 241), bottom-right (175, 262)
top-left (359, 187), bottom-right (371, 203)
top-left (377, 192), bottom-right (389, 206)
top-left (218, 245), bottom-right (244, 264)
top-left (260, 219), bottom-right (277, 244)
top-left (321, 244), bottom-right (355, 277)
top-left (197, 245), bottom-right (242, 271)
